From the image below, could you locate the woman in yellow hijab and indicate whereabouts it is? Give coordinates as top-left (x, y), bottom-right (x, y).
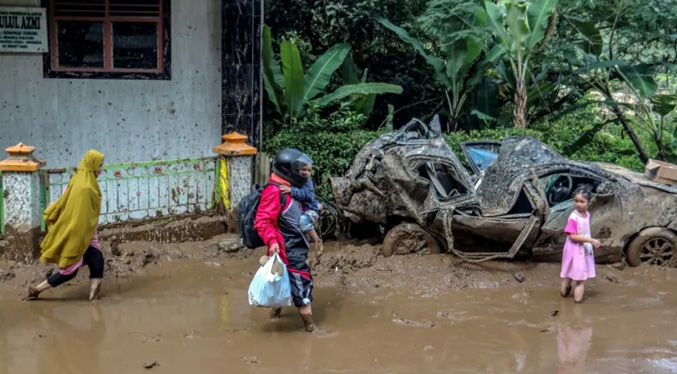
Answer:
top-left (26, 150), bottom-right (105, 301)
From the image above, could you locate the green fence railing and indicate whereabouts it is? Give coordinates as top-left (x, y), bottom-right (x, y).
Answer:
top-left (42, 157), bottom-right (218, 226)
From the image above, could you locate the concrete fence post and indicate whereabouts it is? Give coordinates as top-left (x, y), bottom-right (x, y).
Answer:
top-left (0, 143), bottom-right (46, 262)
top-left (213, 132), bottom-right (257, 211)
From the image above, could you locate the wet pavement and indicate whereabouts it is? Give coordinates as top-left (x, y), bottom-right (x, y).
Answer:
top-left (2, 245), bottom-right (677, 374)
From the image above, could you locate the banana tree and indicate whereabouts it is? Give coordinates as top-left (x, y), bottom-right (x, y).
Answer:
top-left (645, 94), bottom-right (677, 162)
top-left (484, 0), bottom-right (557, 127)
top-left (342, 56), bottom-right (380, 119)
top-left (619, 76), bottom-right (677, 161)
top-left (564, 14), bottom-right (656, 163)
top-left (377, 11), bottom-right (494, 132)
top-left (262, 25), bottom-right (403, 125)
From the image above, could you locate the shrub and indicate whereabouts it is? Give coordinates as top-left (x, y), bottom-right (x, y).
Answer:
top-left (445, 111), bottom-right (648, 172)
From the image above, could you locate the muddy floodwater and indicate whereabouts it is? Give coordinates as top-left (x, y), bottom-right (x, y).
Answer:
top-left (1, 237), bottom-right (677, 374)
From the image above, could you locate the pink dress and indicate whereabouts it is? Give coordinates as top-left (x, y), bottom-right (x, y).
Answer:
top-left (560, 211), bottom-right (596, 281)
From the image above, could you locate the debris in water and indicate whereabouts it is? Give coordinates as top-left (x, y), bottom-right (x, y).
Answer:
top-left (204, 261), bottom-right (223, 267)
top-left (143, 361), bottom-right (159, 369)
top-left (146, 335), bottom-right (161, 343)
top-left (549, 310), bottom-right (559, 317)
top-left (133, 333), bottom-right (161, 343)
top-left (392, 312), bottom-right (436, 329)
top-left (242, 356), bottom-right (260, 364)
top-left (513, 272), bottom-right (525, 283)
top-left (605, 273), bottom-right (619, 283)
top-left (184, 330), bottom-right (201, 339)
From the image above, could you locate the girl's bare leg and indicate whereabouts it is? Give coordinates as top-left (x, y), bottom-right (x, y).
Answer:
top-left (574, 281), bottom-right (585, 303)
top-left (560, 278), bottom-right (572, 297)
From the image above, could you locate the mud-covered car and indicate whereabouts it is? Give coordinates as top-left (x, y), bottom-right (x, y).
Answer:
top-left (330, 119), bottom-right (677, 266)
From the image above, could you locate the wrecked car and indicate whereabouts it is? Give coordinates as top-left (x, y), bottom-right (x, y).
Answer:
top-left (330, 119), bottom-right (677, 266)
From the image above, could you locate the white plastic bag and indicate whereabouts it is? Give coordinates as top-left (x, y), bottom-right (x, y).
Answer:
top-left (248, 253), bottom-right (292, 308)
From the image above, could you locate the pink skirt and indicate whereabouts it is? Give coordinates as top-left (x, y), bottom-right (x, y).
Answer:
top-left (560, 240), bottom-right (595, 281)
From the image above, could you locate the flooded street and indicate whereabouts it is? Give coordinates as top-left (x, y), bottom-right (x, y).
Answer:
top-left (1, 238), bottom-right (677, 374)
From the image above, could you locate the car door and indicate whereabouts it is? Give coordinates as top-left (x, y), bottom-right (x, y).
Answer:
top-left (450, 179), bottom-right (545, 260)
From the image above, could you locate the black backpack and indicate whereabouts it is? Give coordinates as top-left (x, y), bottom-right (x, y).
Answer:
top-left (237, 184), bottom-right (287, 249)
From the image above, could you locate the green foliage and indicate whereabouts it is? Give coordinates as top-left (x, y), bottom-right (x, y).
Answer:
top-left (417, 0), bottom-right (489, 44)
top-left (552, 3), bottom-right (677, 163)
top-left (265, 0), bottom-right (434, 127)
top-left (631, 93), bottom-right (677, 162)
top-left (377, 6), bottom-right (493, 131)
top-left (263, 25), bottom-right (403, 124)
top-left (445, 103), bottom-right (648, 171)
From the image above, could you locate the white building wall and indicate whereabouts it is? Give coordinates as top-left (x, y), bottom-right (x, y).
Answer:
top-left (0, 0), bottom-right (222, 168)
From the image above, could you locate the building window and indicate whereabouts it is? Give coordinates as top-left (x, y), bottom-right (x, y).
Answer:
top-left (43, 0), bottom-right (170, 79)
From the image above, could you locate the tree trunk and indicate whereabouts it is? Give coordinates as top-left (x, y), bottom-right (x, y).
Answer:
top-left (513, 82), bottom-right (528, 127)
top-left (610, 105), bottom-right (650, 164)
top-left (655, 133), bottom-right (667, 161)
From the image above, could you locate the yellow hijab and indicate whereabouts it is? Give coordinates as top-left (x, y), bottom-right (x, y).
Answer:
top-left (40, 150), bottom-right (104, 268)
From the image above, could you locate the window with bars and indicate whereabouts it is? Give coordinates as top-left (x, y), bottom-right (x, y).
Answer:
top-left (44, 0), bottom-right (170, 79)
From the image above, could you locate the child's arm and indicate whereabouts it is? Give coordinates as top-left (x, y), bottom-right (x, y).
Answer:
top-left (564, 217), bottom-right (600, 247)
top-left (567, 234), bottom-right (600, 248)
top-left (290, 182), bottom-right (315, 203)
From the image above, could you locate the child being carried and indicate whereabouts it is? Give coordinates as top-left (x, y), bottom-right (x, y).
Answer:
top-left (279, 154), bottom-right (323, 253)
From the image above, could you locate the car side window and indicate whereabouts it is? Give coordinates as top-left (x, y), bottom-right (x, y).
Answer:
top-left (415, 161), bottom-right (471, 200)
top-left (540, 172), bottom-right (602, 207)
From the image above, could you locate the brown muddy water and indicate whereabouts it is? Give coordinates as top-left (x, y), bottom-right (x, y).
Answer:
top-left (1, 237), bottom-right (677, 374)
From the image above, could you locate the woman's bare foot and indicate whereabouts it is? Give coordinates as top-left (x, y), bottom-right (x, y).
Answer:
top-left (23, 281), bottom-right (51, 301)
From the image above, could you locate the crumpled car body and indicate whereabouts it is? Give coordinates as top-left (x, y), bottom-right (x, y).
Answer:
top-left (330, 119), bottom-right (677, 264)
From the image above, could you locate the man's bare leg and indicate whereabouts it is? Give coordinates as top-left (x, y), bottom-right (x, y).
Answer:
top-left (298, 304), bottom-right (316, 332)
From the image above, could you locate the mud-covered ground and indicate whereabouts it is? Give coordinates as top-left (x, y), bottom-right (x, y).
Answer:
top-left (1, 235), bottom-right (677, 374)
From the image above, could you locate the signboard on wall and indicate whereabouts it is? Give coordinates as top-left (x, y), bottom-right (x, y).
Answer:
top-left (0, 7), bottom-right (47, 53)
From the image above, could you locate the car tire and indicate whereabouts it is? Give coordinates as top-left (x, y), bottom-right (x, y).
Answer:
top-left (382, 223), bottom-right (441, 257)
top-left (626, 228), bottom-right (677, 267)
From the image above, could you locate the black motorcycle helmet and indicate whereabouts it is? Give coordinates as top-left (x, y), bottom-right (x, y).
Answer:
top-left (272, 148), bottom-right (313, 187)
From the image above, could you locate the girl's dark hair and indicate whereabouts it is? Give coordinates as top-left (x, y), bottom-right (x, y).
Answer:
top-left (573, 184), bottom-right (594, 201)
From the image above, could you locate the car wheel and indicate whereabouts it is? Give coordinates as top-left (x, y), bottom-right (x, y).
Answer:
top-left (382, 223), bottom-right (441, 257)
top-left (626, 228), bottom-right (677, 267)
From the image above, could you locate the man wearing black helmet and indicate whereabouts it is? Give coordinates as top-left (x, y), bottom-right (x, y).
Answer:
top-left (254, 148), bottom-right (318, 332)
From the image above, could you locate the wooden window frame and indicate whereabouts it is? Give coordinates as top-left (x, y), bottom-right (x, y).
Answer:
top-left (42, 0), bottom-right (171, 80)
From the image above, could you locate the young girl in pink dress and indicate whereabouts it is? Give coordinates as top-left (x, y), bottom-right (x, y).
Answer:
top-left (560, 186), bottom-right (600, 303)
